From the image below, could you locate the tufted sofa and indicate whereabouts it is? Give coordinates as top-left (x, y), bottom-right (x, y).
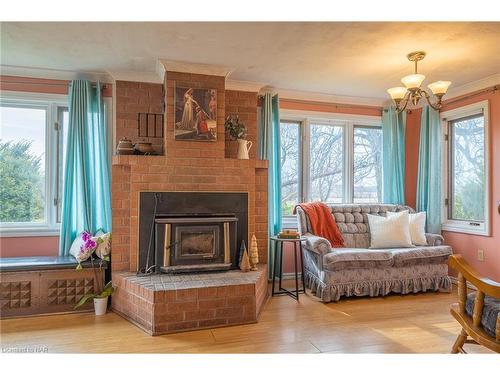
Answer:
top-left (296, 204), bottom-right (452, 302)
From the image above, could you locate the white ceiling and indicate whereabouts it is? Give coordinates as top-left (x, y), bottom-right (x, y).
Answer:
top-left (1, 22), bottom-right (499, 100)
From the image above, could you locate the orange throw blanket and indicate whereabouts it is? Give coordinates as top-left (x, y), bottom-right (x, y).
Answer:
top-left (293, 202), bottom-right (345, 248)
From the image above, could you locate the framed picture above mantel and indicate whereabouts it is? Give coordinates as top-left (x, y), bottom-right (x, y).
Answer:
top-left (174, 86), bottom-right (217, 141)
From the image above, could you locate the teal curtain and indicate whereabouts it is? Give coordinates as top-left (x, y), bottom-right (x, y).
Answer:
top-left (382, 106), bottom-right (406, 204)
top-left (259, 93), bottom-right (282, 276)
top-left (59, 80), bottom-right (111, 255)
top-left (416, 106), bottom-right (442, 234)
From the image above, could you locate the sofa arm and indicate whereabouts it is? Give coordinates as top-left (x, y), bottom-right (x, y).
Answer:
top-left (425, 233), bottom-right (445, 246)
top-left (303, 233), bottom-right (332, 256)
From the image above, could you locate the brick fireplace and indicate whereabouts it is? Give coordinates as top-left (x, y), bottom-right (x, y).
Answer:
top-left (111, 68), bottom-right (269, 335)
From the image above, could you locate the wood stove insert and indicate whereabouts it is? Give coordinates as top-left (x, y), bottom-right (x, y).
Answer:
top-left (139, 192), bottom-right (248, 274)
top-left (155, 215), bottom-right (238, 273)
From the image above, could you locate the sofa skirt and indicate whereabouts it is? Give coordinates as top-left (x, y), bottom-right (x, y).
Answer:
top-left (304, 263), bottom-right (451, 302)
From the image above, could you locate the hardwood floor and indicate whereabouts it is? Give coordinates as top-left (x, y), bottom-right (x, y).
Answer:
top-left (0, 285), bottom-right (492, 354)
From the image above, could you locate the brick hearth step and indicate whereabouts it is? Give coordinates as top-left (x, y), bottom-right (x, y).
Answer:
top-left (111, 265), bottom-right (268, 335)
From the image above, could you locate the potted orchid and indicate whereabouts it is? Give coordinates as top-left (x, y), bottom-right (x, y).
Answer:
top-left (73, 230), bottom-right (114, 315)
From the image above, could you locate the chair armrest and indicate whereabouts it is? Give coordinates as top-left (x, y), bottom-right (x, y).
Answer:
top-left (302, 233), bottom-right (331, 256)
top-left (425, 233), bottom-right (444, 246)
top-left (449, 255), bottom-right (500, 298)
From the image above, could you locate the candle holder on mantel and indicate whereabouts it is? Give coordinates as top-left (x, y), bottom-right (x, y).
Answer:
top-left (137, 112), bottom-right (164, 155)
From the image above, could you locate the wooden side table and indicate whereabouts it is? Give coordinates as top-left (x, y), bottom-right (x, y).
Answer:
top-left (270, 236), bottom-right (307, 301)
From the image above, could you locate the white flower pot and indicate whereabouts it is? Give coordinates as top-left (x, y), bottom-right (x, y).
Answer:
top-left (94, 296), bottom-right (108, 316)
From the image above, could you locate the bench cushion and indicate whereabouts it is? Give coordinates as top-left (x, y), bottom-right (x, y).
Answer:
top-left (323, 249), bottom-right (393, 271)
top-left (0, 256), bottom-right (103, 272)
top-left (466, 292), bottom-right (500, 338)
top-left (0, 256), bottom-right (77, 271)
top-left (390, 246), bottom-right (452, 267)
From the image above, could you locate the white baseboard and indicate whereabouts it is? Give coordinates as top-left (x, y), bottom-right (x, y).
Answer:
top-left (280, 272), bottom-right (303, 280)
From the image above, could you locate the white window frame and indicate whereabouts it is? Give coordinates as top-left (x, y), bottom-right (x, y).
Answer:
top-left (280, 109), bottom-right (382, 228)
top-left (441, 100), bottom-right (490, 236)
top-left (0, 91), bottom-right (68, 237)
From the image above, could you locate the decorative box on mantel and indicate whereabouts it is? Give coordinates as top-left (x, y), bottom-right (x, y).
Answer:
top-left (112, 265), bottom-right (268, 335)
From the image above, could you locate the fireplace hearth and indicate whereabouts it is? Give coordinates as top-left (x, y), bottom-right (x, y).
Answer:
top-left (139, 192), bottom-right (248, 274)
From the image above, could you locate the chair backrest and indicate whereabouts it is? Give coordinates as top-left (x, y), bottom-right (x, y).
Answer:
top-left (296, 203), bottom-right (413, 248)
top-left (448, 254), bottom-right (500, 351)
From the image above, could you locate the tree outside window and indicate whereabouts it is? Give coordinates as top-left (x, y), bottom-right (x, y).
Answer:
top-left (450, 115), bottom-right (485, 222)
top-left (279, 117), bottom-right (382, 221)
top-left (280, 121), bottom-right (300, 216)
top-left (0, 106), bottom-right (46, 224)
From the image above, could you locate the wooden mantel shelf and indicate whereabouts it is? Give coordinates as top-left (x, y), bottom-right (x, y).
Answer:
top-left (112, 155), bottom-right (165, 166)
top-left (112, 155), bottom-right (269, 169)
top-left (254, 159), bottom-right (269, 169)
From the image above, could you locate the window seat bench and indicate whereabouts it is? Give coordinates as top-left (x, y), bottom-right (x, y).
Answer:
top-left (0, 256), bottom-right (105, 318)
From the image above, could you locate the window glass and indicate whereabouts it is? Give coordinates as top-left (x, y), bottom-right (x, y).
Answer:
top-left (449, 114), bottom-right (485, 222)
top-left (280, 121), bottom-right (300, 216)
top-left (0, 105), bottom-right (47, 224)
top-left (353, 126), bottom-right (382, 203)
top-left (310, 124), bottom-right (344, 203)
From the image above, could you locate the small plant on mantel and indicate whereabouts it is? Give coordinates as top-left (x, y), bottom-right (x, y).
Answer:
top-left (224, 114), bottom-right (247, 140)
top-left (74, 231), bottom-right (114, 315)
top-left (225, 115), bottom-right (253, 159)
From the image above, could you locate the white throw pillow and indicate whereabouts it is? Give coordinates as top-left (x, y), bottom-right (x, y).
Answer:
top-left (367, 211), bottom-right (413, 249)
top-left (387, 211), bottom-right (428, 246)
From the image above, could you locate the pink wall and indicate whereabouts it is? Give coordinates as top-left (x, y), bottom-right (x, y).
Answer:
top-left (405, 89), bottom-right (500, 282)
top-left (280, 98), bottom-right (382, 117)
top-left (404, 108), bottom-right (423, 209)
top-left (0, 237), bottom-right (59, 257)
top-left (0, 75), bottom-right (113, 97)
top-left (280, 242), bottom-right (304, 275)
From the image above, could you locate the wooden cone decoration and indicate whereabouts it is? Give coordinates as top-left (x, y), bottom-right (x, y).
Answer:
top-left (249, 234), bottom-right (259, 271)
top-left (238, 240), bottom-right (246, 265)
top-left (240, 248), bottom-right (251, 272)
top-left (239, 240), bottom-right (251, 272)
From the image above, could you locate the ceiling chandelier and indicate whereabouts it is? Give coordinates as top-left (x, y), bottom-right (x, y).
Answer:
top-left (387, 51), bottom-right (451, 113)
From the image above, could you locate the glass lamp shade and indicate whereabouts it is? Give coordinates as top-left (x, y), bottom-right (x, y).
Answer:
top-left (428, 81), bottom-right (451, 95)
top-left (401, 74), bottom-right (426, 89)
top-left (387, 87), bottom-right (407, 100)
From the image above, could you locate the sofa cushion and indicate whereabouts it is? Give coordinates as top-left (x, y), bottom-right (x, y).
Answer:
top-left (465, 292), bottom-right (500, 338)
top-left (387, 211), bottom-right (428, 246)
top-left (367, 211), bottom-right (413, 249)
top-left (340, 232), bottom-right (371, 249)
top-left (390, 246), bottom-right (452, 267)
top-left (323, 248), bottom-right (394, 271)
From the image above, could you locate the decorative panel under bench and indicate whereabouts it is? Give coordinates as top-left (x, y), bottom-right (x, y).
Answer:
top-left (1, 262), bottom-right (104, 318)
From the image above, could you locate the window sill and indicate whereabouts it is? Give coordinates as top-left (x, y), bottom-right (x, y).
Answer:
top-left (441, 222), bottom-right (490, 237)
top-left (0, 228), bottom-right (60, 238)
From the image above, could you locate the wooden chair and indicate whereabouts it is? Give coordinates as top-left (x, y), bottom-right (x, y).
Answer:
top-left (448, 255), bottom-right (500, 353)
